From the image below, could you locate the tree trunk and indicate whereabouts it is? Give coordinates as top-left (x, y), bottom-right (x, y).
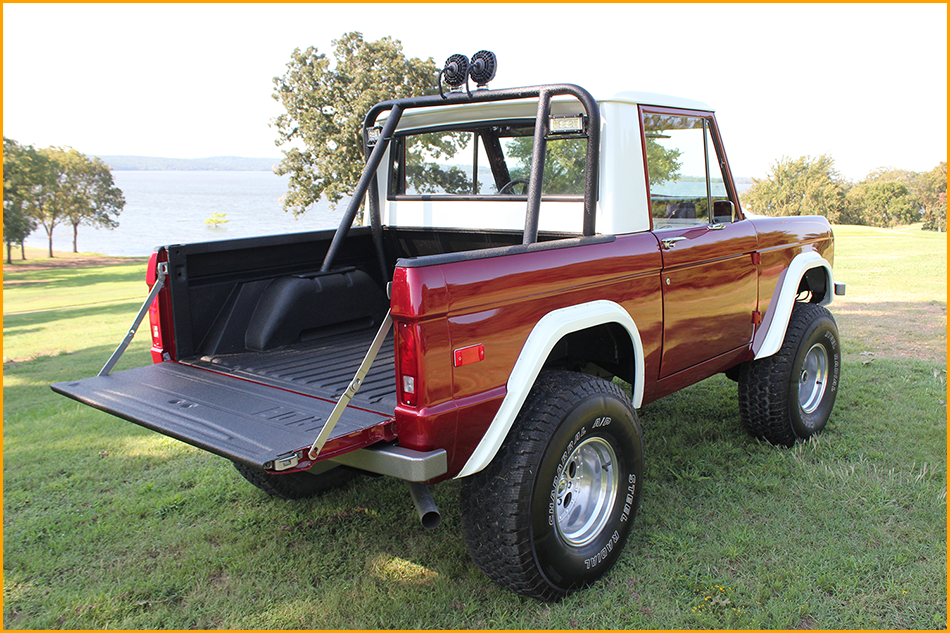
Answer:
top-left (20, 240), bottom-right (26, 260)
top-left (6, 241), bottom-right (11, 265)
top-left (47, 230), bottom-right (54, 258)
top-left (72, 221), bottom-right (79, 253)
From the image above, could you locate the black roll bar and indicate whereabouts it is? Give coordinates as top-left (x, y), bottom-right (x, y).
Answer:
top-left (320, 84), bottom-right (600, 272)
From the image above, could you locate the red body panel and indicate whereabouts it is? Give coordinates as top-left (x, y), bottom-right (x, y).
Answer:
top-left (389, 216), bottom-right (835, 479)
top-left (657, 220), bottom-right (759, 378)
top-left (392, 234), bottom-right (666, 477)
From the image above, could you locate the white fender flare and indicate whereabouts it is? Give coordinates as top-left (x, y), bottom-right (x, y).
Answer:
top-left (456, 300), bottom-right (645, 478)
top-left (754, 251), bottom-right (835, 360)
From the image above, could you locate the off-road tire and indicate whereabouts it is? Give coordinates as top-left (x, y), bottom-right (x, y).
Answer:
top-left (460, 371), bottom-right (644, 602)
top-left (738, 302), bottom-right (841, 446)
top-left (233, 462), bottom-right (358, 500)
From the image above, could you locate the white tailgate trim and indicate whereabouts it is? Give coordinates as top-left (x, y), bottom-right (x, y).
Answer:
top-left (754, 251), bottom-right (834, 360)
top-left (456, 300), bottom-right (645, 478)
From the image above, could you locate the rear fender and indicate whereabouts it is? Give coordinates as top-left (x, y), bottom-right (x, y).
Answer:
top-left (455, 300), bottom-right (644, 478)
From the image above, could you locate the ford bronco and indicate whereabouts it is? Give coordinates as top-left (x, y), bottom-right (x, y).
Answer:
top-left (53, 52), bottom-right (845, 601)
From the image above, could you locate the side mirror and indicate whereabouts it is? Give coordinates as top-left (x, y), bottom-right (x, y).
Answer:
top-left (712, 200), bottom-right (735, 223)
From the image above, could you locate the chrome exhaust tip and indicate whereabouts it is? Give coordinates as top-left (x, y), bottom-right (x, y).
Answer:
top-left (407, 482), bottom-right (441, 530)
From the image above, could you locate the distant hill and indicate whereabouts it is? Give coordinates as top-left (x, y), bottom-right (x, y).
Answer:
top-left (96, 155), bottom-right (280, 171)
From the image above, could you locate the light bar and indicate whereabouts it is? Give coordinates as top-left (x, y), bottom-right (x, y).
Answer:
top-left (549, 115), bottom-right (585, 134)
top-left (366, 126), bottom-right (382, 146)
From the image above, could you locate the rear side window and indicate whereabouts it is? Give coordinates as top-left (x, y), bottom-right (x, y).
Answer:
top-left (642, 112), bottom-right (734, 230)
top-left (390, 123), bottom-right (587, 198)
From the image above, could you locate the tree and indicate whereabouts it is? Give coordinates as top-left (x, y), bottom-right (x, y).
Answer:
top-left (272, 32), bottom-right (441, 217)
top-left (741, 155), bottom-right (847, 222)
top-left (918, 162), bottom-right (947, 232)
top-left (506, 136), bottom-right (588, 195)
top-left (844, 180), bottom-right (918, 227)
top-left (204, 212), bottom-right (229, 227)
top-left (3, 137), bottom-right (51, 263)
top-left (62, 154), bottom-right (124, 252)
top-left (24, 147), bottom-right (124, 256)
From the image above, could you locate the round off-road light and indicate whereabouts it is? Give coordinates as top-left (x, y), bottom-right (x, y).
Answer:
top-left (469, 50), bottom-right (497, 87)
top-left (442, 54), bottom-right (469, 87)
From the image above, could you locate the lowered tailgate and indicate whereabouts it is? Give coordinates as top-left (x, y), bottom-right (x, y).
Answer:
top-left (51, 362), bottom-right (393, 470)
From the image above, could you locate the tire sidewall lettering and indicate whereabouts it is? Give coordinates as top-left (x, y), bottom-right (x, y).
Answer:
top-left (532, 394), bottom-right (643, 591)
top-left (791, 314), bottom-right (840, 437)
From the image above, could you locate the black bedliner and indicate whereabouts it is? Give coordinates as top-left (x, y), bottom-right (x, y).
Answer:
top-left (188, 327), bottom-right (396, 408)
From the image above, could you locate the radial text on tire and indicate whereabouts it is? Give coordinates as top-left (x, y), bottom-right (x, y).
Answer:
top-left (459, 371), bottom-right (644, 601)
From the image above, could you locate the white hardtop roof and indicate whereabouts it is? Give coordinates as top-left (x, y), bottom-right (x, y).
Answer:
top-left (383, 88), bottom-right (714, 131)
top-left (599, 90), bottom-right (713, 112)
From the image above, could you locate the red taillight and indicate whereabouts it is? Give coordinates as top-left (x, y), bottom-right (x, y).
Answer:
top-left (396, 321), bottom-right (419, 407)
top-left (146, 251), bottom-right (174, 363)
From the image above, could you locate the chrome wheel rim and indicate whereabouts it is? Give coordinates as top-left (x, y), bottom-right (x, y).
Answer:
top-left (554, 437), bottom-right (618, 546)
top-left (799, 343), bottom-right (829, 414)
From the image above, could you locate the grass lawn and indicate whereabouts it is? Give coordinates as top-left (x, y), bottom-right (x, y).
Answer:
top-left (3, 228), bottom-right (946, 629)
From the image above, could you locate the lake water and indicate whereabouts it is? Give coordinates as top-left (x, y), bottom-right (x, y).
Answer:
top-left (22, 171), bottom-right (752, 257)
top-left (23, 171), bottom-right (346, 257)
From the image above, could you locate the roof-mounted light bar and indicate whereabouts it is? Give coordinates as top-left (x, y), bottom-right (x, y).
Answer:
top-left (549, 114), bottom-right (586, 135)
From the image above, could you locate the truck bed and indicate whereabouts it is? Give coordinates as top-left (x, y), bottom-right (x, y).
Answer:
top-left (187, 327), bottom-right (397, 410)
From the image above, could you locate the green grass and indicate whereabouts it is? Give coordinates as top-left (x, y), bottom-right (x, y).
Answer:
top-left (832, 223), bottom-right (947, 303)
top-left (3, 228), bottom-right (946, 629)
top-left (2, 260), bottom-right (148, 315)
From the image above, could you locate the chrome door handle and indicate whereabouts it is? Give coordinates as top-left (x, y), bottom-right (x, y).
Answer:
top-left (708, 223), bottom-right (725, 230)
top-left (661, 236), bottom-right (687, 249)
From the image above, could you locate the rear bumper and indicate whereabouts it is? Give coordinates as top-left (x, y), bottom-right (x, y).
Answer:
top-left (330, 444), bottom-right (447, 482)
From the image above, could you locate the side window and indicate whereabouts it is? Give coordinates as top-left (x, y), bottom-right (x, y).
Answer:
top-left (643, 113), bottom-right (734, 230)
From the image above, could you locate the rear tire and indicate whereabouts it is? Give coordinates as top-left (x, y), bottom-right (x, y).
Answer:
top-left (233, 462), bottom-right (358, 500)
top-left (460, 371), bottom-right (644, 602)
top-left (738, 302), bottom-right (841, 446)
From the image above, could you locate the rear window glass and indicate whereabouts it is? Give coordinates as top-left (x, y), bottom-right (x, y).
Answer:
top-left (390, 123), bottom-right (587, 198)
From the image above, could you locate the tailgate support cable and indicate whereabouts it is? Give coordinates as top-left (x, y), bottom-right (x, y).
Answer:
top-left (98, 262), bottom-right (168, 377)
top-left (308, 310), bottom-right (394, 459)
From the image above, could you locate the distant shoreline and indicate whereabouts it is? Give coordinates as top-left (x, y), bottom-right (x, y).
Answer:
top-left (96, 155), bottom-right (280, 171)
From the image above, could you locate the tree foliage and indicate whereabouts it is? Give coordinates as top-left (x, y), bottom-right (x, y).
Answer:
top-left (844, 181), bottom-right (917, 227)
top-left (742, 155), bottom-right (847, 222)
top-left (3, 137), bottom-right (51, 263)
top-left (61, 153), bottom-right (125, 253)
top-left (506, 136), bottom-right (588, 195)
top-left (402, 131), bottom-right (471, 194)
top-left (743, 154), bottom-right (946, 231)
top-left (27, 147), bottom-right (125, 256)
top-left (917, 162), bottom-right (947, 232)
top-left (3, 141), bottom-right (125, 258)
top-left (272, 32), bottom-right (440, 216)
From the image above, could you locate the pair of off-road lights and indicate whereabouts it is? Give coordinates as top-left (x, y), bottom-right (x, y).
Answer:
top-left (439, 50), bottom-right (497, 97)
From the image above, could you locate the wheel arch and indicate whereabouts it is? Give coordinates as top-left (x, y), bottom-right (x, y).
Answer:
top-left (456, 300), bottom-right (645, 478)
top-left (754, 251), bottom-right (835, 360)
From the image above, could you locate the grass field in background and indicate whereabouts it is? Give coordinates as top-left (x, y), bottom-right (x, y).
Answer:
top-left (3, 227), bottom-right (946, 629)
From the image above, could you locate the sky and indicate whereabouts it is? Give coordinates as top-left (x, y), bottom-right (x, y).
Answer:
top-left (3, 3), bottom-right (947, 181)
